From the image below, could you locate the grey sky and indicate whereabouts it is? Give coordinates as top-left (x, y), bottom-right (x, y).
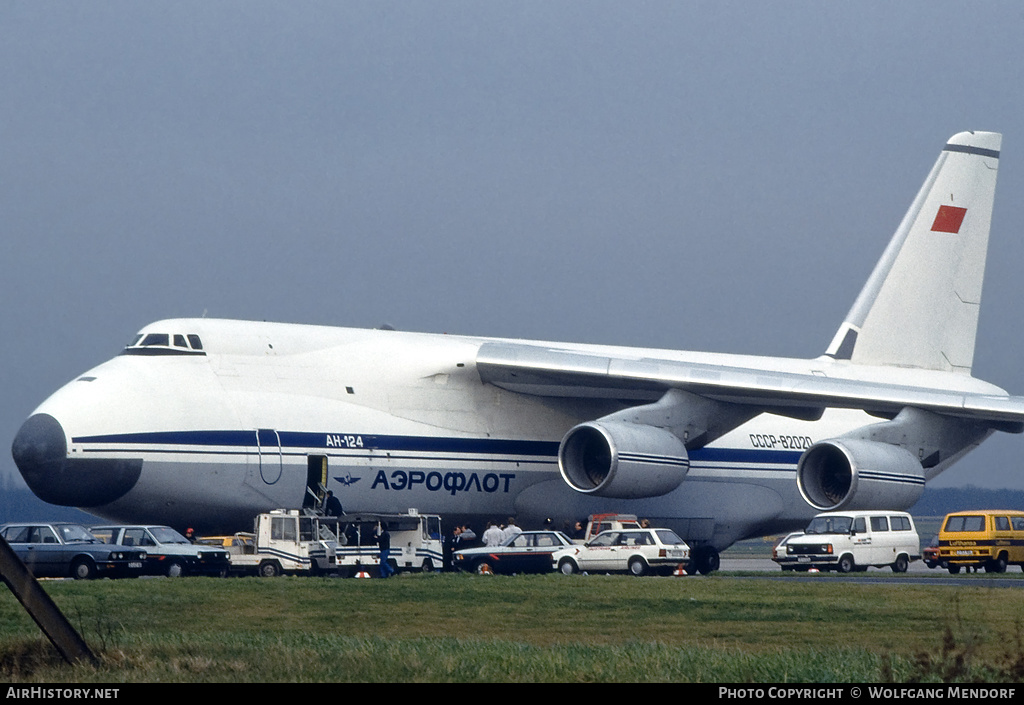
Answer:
top-left (3, 2), bottom-right (1024, 492)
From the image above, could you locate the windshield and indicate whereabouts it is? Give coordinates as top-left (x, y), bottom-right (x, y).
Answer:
top-left (150, 526), bottom-right (190, 544)
top-left (58, 524), bottom-right (99, 543)
top-left (804, 516), bottom-right (853, 535)
top-left (944, 515), bottom-right (985, 532)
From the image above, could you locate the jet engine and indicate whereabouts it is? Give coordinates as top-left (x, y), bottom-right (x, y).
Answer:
top-left (558, 420), bottom-right (689, 499)
top-left (796, 439), bottom-right (925, 512)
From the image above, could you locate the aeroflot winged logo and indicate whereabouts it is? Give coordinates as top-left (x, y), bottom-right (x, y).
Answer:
top-left (931, 205), bottom-right (968, 234)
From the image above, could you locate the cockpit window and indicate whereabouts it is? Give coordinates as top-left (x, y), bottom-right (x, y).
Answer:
top-left (140, 333), bottom-right (170, 347)
top-left (122, 331), bottom-right (207, 357)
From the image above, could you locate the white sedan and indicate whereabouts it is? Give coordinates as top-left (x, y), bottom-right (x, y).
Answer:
top-left (551, 528), bottom-right (690, 576)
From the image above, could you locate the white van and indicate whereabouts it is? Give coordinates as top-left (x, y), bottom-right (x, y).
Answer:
top-left (772, 510), bottom-right (920, 573)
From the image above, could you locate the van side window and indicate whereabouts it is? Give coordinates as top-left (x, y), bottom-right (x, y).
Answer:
top-left (995, 517), bottom-right (1011, 531)
top-left (870, 516), bottom-right (889, 531)
top-left (890, 516), bottom-right (911, 531)
top-left (1013, 517), bottom-right (1024, 531)
top-left (852, 517), bottom-right (866, 533)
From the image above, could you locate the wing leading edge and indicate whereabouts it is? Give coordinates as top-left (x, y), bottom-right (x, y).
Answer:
top-left (475, 341), bottom-right (1024, 434)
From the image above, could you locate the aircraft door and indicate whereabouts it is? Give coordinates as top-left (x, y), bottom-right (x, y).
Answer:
top-left (255, 429), bottom-right (283, 485)
top-left (304, 456), bottom-right (327, 509)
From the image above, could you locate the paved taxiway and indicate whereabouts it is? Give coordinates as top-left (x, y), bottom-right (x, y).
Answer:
top-left (718, 557), bottom-right (1024, 587)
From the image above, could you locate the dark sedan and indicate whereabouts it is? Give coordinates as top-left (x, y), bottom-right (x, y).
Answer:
top-left (0, 522), bottom-right (147, 579)
top-left (453, 530), bottom-right (574, 574)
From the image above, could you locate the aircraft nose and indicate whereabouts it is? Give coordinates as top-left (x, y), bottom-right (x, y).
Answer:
top-left (11, 413), bottom-right (142, 507)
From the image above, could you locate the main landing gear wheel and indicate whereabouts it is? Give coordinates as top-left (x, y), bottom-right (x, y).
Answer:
top-left (691, 546), bottom-right (720, 575)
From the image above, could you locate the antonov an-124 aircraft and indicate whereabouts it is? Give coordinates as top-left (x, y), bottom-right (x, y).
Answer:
top-left (12, 131), bottom-right (1024, 573)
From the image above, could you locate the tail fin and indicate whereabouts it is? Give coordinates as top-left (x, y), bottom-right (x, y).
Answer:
top-left (825, 131), bottom-right (1001, 373)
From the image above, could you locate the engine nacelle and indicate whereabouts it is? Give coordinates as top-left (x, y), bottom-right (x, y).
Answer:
top-left (558, 421), bottom-right (689, 499)
top-left (796, 439), bottom-right (926, 512)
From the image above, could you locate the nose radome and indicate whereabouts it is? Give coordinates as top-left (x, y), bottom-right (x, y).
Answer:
top-left (11, 413), bottom-right (67, 489)
top-left (11, 413), bottom-right (142, 507)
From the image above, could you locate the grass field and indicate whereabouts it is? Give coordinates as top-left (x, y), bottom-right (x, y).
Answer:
top-left (2, 572), bottom-right (1023, 682)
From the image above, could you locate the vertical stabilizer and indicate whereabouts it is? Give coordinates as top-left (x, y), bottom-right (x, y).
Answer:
top-left (825, 131), bottom-right (1001, 372)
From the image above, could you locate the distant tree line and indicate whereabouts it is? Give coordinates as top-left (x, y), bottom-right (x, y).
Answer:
top-left (909, 486), bottom-right (1024, 517)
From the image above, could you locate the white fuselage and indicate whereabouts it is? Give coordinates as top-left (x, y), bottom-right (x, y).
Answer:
top-left (18, 318), bottom-right (1005, 550)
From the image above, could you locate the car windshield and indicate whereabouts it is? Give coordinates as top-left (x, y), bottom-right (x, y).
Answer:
top-left (58, 524), bottom-right (98, 543)
top-left (149, 526), bottom-right (190, 544)
top-left (944, 515), bottom-right (985, 532)
top-left (804, 516), bottom-right (853, 535)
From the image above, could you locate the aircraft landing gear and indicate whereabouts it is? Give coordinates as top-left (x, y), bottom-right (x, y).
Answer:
top-left (690, 546), bottom-right (720, 575)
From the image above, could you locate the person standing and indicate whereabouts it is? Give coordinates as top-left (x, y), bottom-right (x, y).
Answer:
top-left (324, 490), bottom-right (344, 517)
top-left (482, 521), bottom-right (503, 547)
top-left (377, 522), bottom-right (395, 579)
top-left (500, 517), bottom-right (522, 544)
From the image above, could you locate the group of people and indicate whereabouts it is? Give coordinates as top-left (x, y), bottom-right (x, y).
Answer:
top-left (443, 517), bottom-right (522, 570)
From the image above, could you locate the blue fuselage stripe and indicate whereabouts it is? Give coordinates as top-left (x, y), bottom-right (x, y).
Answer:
top-left (70, 429), bottom-right (815, 472)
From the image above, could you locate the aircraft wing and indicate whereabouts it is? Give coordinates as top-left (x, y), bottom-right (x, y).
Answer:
top-left (475, 341), bottom-right (1024, 432)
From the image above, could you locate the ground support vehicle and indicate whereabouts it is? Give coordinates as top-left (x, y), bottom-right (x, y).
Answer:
top-left (938, 510), bottom-right (1024, 574)
top-left (196, 533), bottom-right (256, 554)
top-left (92, 524), bottom-right (231, 577)
top-left (454, 530), bottom-right (574, 574)
top-left (333, 511), bottom-right (443, 577)
top-left (222, 509), bottom-right (442, 577)
top-left (772, 511), bottom-right (920, 573)
top-left (224, 510), bottom-right (346, 577)
top-left (0, 522), bottom-right (147, 580)
top-left (551, 527), bottom-right (690, 576)
top-left (197, 533), bottom-right (259, 575)
top-left (578, 513), bottom-right (641, 543)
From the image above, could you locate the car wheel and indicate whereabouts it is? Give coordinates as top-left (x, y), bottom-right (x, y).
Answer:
top-left (473, 560), bottom-right (494, 575)
top-left (628, 557), bottom-right (648, 577)
top-left (948, 565), bottom-right (961, 574)
top-left (558, 558), bottom-right (578, 575)
top-left (71, 557), bottom-right (96, 580)
top-left (892, 555), bottom-right (909, 573)
top-left (258, 560), bottom-right (281, 578)
top-left (420, 558), bottom-right (435, 573)
top-left (166, 560), bottom-right (185, 578)
top-left (837, 554), bottom-right (855, 573)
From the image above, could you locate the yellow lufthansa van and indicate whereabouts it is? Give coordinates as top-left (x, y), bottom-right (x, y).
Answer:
top-left (937, 510), bottom-right (1024, 574)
